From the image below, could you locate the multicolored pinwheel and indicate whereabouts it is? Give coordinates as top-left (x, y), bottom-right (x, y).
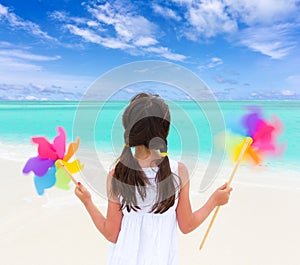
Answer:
top-left (225, 106), bottom-right (286, 165)
top-left (22, 126), bottom-right (83, 195)
top-left (200, 106), bottom-right (286, 250)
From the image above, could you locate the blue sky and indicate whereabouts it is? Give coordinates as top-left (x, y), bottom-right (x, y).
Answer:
top-left (0, 0), bottom-right (300, 100)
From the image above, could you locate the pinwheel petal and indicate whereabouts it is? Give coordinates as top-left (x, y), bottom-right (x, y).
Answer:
top-left (32, 137), bottom-right (58, 160)
top-left (232, 138), bottom-right (248, 162)
top-left (55, 167), bottom-right (71, 190)
top-left (53, 126), bottom-right (66, 159)
top-left (253, 121), bottom-right (276, 152)
top-left (242, 112), bottom-right (261, 137)
top-left (34, 166), bottom-right (56, 195)
top-left (271, 114), bottom-right (284, 135)
top-left (224, 132), bottom-right (245, 162)
top-left (63, 137), bottom-right (80, 161)
top-left (23, 156), bottom-right (55, 177)
top-left (246, 146), bottom-right (261, 165)
top-left (56, 159), bottom-right (84, 174)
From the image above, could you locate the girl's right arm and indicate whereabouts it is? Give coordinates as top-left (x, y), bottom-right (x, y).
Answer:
top-left (75, 172), bottom-right (123, 243)
top-left (176, 162), bottom-right (232, 234)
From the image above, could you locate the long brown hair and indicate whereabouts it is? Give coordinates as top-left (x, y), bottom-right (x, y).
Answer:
top-left (111, 93), bottom-right (179, 214)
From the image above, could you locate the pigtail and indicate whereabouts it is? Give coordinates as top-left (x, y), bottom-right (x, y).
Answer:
top-left (149, 138), bottom-right (180, 214)
top-left (111, 144), bottom-right (149, 212)
top-left (151, 156), bottom-right (174, 213)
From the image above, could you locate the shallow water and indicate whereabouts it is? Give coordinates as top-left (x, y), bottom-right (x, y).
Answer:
top-left (0, 100), bottom-right (298, 162)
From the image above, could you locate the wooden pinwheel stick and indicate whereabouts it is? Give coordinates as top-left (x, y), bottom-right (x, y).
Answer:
top-left (199, 137), bottom-right (253, 250)
top-left (58, 161), bottom-right (78, 185)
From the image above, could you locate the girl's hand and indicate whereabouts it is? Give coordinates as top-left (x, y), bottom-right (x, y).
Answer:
top-left (210, 183), bottom-right (232, 207)
top-left (75, 182), bottom-right (92, 205)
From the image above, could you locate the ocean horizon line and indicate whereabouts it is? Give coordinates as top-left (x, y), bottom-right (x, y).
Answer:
top-left (1, 99), bottom-right (300, 103)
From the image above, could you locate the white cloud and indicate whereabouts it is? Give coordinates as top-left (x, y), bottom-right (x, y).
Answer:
top-left (179, 0), bottom-right (238, 38)
top-left (134, 37), bottom-right (158, 47)
top-left (0, 43), bottom-right (93, 97)
top-left (0, 41), bottom-right (12, 47)
top-left (87, 2), bottom-right (187, 60)
top-left (88, 2), bottom-right (157, 44)
top-left (51, 1), bottom-right (186, 61)
top-left (0, 45), bottom-right (61, 74)
top-left (172, 0), bottom-right (193, 4)
top-left (0, 80), bottom-right (87, 100)
top-left (87, 20), bottom-right (99, 27)
top-left (87, 2), bottom-right (117, 25)
top-left (25, 95), bottom-right (39, 100)
top-left (30, 83), bottom-right (46, 91)
top-left (65, 24), bottom-right (133, 49)
top-left (144, 46), bottom-right (187, 61)
top-left (198, 56), bottom-right (223, 70)
top-left (214, 75), bottom-right (237, 85)
top-left (100, 37), bottom-right (134, 49)
top-left (0, 4), bottom-right (8, 15)
top-left (65, 24), bottom-right (102, 44)
top-left (152, 4), bottom-right (181, 21)
top-left (0, 3), bottom-right (55, 40)
top-left (0, 55), bottom-right (41, 71)
top-left (281, 89), bottom-right (295, 96)
top-left (247, 88), bottom-right (299, 99)
top-left (239, 24), bottom-right (296, 59)
top-left (0, 71), bottom-right (93, 100)
top-left (50, 10), bottom-right (101, 28)
top-left (225, 0), bottom-right (300, 25)
top-left (49, 10), bottom-right (68, 21)
top-left (170, 0), bottom-right (299, 58)
top-left (125, 88), bottom-right (135, 93)
top-left (0, 49), bottom-right (60, 61)
top-left (207, 57), bottom-right (223, 68)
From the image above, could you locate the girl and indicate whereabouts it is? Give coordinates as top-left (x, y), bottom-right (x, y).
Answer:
top-left (75, 93), bottom-right (232, 265)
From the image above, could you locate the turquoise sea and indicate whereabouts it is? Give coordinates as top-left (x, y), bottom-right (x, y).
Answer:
top-left (0, 100), bottom-right (299, 171)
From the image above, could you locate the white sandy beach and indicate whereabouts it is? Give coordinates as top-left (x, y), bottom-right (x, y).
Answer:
top-left (1, 157), bottom-right (300, 265)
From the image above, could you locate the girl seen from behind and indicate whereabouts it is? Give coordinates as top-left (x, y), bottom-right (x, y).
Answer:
top-left (75, 93), bottom-right (232, 265)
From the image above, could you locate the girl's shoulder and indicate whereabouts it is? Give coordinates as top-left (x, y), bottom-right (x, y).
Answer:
top-left (168, 159), bottom-right (189, 186)
top-left (168, 158), bottom-right (187, 174)
top-left (168, 157), bottom-right (179, 175)
top-left (177, 161), bottom-right (189, 185)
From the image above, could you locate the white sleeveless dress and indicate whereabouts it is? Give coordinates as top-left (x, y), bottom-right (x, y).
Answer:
top-left (107, 159), bottom-right (179, 265)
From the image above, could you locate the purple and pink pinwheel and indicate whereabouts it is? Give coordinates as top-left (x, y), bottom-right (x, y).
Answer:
top-left (200, 106), bottom-right (286, 250)
top-left (22, 127), bottom-right (83, 195)
top-left (225, 106), bottom-right (286, 164)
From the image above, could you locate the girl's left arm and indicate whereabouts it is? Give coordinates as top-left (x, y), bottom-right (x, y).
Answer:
top-left (176, 162), bottom-right (231, 234)
top-left (75, 172), bottom-right (123, 243)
